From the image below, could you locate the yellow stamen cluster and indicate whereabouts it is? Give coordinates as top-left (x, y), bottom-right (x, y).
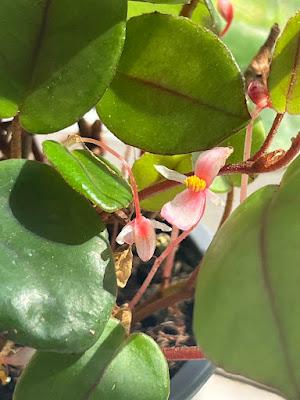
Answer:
top-left (184, 175), bottom-right (206, 192)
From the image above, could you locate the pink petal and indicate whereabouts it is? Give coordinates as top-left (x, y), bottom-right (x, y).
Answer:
top-left (116, 222), bottom-right (134, 245)
top-left (134, 216), bottom-right (156, 262)
top-left (161, 189), bottom-right (206, 231)
top-left (195, 147), bottom-right (233, 187)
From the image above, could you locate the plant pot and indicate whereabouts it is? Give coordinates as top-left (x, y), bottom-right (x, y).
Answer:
top-left (170, 224), bottom-right (215, 400)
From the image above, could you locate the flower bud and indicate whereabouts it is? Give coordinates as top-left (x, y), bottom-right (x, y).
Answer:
top-left (247, 81), bottom-right (271, 109)
top-left (217, 0), bottom-right (234, 36)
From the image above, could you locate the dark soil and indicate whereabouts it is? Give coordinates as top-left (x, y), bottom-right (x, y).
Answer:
top-left (118, 233), bottom-right (203, 377)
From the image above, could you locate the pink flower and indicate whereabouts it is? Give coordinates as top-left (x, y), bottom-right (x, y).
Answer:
top-left (247, 81), bottom-right (271, 109)
top-left (116, 216), bottom-right (171, 262)
top-left (217, 0), bottom-right (234, 37)
top-left (155, 147), bottom-right (233, 231)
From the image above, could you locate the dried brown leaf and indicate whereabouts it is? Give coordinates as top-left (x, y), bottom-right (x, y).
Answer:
top-left (114, 247), bottom-right (133, 288)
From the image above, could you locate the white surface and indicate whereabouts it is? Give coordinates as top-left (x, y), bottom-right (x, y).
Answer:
top-left (194, 374), bottom-right (284, 400)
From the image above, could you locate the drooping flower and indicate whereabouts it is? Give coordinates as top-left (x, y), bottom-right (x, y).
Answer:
top-left (155, 147), bottom-right (233, 231)
top-left (247, 81), bottom-right (271, 110)
top-left (116, 216), bottom-right (171, 262)
top-left (217, 0), bottom-right (234, 37)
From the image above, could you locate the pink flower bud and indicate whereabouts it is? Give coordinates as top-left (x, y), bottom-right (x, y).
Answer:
top-left (247, 81), bottom-right (271, 109)
top-left (217, 0), bottom-right (234, 36)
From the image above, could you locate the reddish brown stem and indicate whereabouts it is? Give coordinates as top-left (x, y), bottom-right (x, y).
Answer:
top-left (251, 113), bottom-right (285, 161)
top-left (163, 346), bottom-right (205, 361)
top-left (129, 227), bottom-right (194, 310)
top-left (180, 0), bottom-right (199, 18)
top-left (10, 116), bottom-right (22, 159)
top-left (161, 226), bottom-right (180, 289)
top-left (218, 188), bottom-right (234, 228)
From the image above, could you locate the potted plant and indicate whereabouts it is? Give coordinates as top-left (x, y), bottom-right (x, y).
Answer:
top-left (0, 0), bottom-right (300, 399)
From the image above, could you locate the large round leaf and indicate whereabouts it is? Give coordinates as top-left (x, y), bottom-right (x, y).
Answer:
top-left (98, 13), bottom-right (250, 155)
top-left (14, 319), bottom-right (170, 400)
top-left (0, 160), bottom-right (116, 352)
top-left (43, 141), bottom-right (132, 213)
top-left (269, 11), bottom-right (300, 115)
top-left (0, 0), bottom-right (127, 132)
top-left (194, 155), bottom-right (300, 399)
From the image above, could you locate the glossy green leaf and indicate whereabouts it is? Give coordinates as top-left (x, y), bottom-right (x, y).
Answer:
top-left (98, 13), bottom-right (250, 155)
top-left (0, 159), bottom-right (116, 352)
top-left (0, 0), bottom-right (127, 132)
top-left (269, 11), bottom-right (300, 114)
top-left (194, 155), bottom-right (300, 399)
top-left (15, 319), bottom-right (170, 400)
top-left (133, 153), bottom-right (192, 211)
top-left (43, 141), bottom-right (132, 213)
top-left (127, 1), bottom-right (181, 19)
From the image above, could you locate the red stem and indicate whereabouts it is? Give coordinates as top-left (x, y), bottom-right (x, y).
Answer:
top-left (129, 227), bottom-right (194, 310)
top-left (161, 226), bottom-right (180, 289)
top-left (163, 346), bottom-right (205, 361)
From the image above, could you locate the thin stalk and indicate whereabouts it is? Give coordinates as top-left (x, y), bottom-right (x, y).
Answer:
top-left (240, 106), bottom-right (261, 203)
top-left (218, 188), bottom-right (234, 228)
top-left (251, 113), bottom-right (285, 161)
top-left (10, 116), bottom-right (22, 159)
top-left (129, 227), bottom-right (194, 310)
top-left (161, 226), bottom-right (180, 289)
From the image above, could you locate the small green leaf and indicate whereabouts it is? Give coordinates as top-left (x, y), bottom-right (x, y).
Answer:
top-left (194, 155), bottom-right (300, 399)
top-left (0, 160), bottom-right (116, 352)
top-left (15, 319), bottom-right (170, 400)
top-left (0, 0), bottom-right (127, 132)
top-left (133, 153), bottom-right (192, 211)
top-left (43, 141), bottom-right (132, 213)
top-left (98, 13), bottom-right (250, 155)
top-left (269, 11), bottom-right (300, 114)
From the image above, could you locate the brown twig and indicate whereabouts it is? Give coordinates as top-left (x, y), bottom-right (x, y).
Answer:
top-left (10, 116), bottom-right (23, 159)
top-left (218, 188), bottom-right (234, 228)
top-left (250, 113), bottom-right (285, 161)
top-left (163, 346), bottom-right (205, 361)
top-left (180, 0), bottom-right (199, 18)
top-left (32, 137), bottom-right (44, 162)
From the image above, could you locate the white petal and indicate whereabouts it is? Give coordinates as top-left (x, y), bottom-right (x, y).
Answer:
top-left (116, 223), bottom-right (135, 245)
top-left (207, 190), bottom-right (225, 207)
top-left (150, 219), bottom-right (172, 232)
top-left (154, 165), bottom-right (186, 183)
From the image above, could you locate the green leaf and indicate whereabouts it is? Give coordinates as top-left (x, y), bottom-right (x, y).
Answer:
top-left (43, 141), bottom-right (132, 213)
top-left (98, 13), bottom-right (250, 155)
top-left (194, 155), bottom-right (300, 399)
top-left (127, 1), bottom-right (182, 19)
top-left (0, 159), bottom-right (116, 352)
top-left (133, 153), bottom-right (192, 211)
top-left (131, 0), bottom-right (186, 3)
top-left (0, 0), bottom-right (127, 132)
top-left (14, 319), bottom-right (170, 400)
top-left (269, 11), bottom-right (300, 114)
